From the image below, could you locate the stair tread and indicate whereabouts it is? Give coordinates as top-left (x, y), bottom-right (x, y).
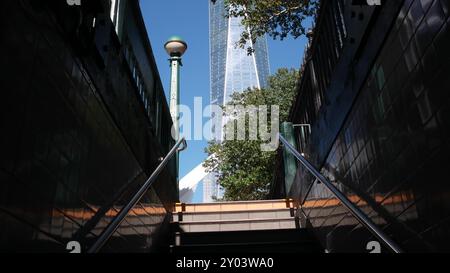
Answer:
top-left (172, 243), bottom-right (323, 253)
top-left (178, 229), bottom-right (315, 245)
top-left (174, 217), bottom-right (296, 224)
top-left (174, 208), bottom-right (293, 215)
top-left (179, 199), bottom-right (292, 206)
top-left (176, 241), bottom-right (319, 247)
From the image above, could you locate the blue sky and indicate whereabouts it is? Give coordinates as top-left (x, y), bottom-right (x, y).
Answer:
top-left (140, 0), bottom-right (308, 202)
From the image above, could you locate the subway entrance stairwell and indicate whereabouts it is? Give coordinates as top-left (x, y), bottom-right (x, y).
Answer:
top-left (167, 134), bottom-right (404, 254)
top-left (1, 0), bottom-right (450, 255)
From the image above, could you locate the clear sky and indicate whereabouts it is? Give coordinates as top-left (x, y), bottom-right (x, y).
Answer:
top-left (140, 0), bottom-right (309, 202)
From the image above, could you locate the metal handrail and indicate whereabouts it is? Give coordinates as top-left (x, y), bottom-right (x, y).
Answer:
top-left (88, 138), bottom-right (187, 253)
top-left (279, 134), bottom-right (403, 253)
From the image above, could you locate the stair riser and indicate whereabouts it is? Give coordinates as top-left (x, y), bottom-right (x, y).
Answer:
top-left (179, 230), bottom-right (317, 245)
top-left (173, 210), bottom-right (293, 222)
top-left (175, 200), bottom-right (293, 213)
top-left (179, 219), bottom-right (297, 232)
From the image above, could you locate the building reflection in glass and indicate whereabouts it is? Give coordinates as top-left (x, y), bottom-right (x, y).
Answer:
top-left (274, 0), bottom-right (450, 252)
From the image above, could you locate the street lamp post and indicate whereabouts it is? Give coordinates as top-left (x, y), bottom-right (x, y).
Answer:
top-left (164, 36), bottom-right (187, 187)
top-left (164, 36), bottom-right (188, 141)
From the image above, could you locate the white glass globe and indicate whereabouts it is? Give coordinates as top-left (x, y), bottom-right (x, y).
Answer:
top-left (165, 37), bottom-right (188, 57)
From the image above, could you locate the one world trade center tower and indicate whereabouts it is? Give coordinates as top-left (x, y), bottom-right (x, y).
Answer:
top-left (205, 0), bottom-right (270, 202)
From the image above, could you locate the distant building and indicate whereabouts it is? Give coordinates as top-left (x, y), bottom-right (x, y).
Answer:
top-left (206, 0), bottom-right (271, 202)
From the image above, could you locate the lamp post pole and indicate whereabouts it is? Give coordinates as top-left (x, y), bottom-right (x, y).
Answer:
top-left (169, 55), bottom-right (182, 140)
top-left (164, 36), bottom-right (188, 187)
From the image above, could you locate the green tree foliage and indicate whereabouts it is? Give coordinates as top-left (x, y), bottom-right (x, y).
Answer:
top-left (224, 0), bottom-right (318, 54)
top-left (204, 68), bottom-right (299, 201)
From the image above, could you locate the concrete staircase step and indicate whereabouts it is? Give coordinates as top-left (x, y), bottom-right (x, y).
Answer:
top-left (177, 217), bottom-right (298, 232)
top-left (169, 200), bottom-right (324, 254)
top-left (177, 229), bottom-right (315, 245)
top-left (172, 241), bottom-right (323, 254)
top-left (174, 199), bottom-right (294, 213)
top-left (173, 208), bottom-right (294, 222)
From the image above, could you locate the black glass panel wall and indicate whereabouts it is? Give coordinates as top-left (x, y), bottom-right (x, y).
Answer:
top-left (0, 0), bottom-right (177, 252)
top-left (275, 0), bottom-right (450, 252)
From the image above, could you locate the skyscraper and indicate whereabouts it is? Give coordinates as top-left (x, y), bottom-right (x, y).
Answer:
top-left (206, 0), bottom-right (270, 202)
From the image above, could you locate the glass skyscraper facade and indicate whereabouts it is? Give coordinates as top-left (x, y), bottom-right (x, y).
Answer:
top-left (206, 0), bottom-right (270, 202)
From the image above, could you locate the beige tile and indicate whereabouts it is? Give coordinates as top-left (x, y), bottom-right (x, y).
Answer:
top-left (250, 221), bottom-right (279, 230)
top-left (220, 222), bottom-right (251, 231)
top-left (276, 210), bottom-right (292, 218)
top-left (247, 202), bottom-right (275, 210)
top-left (279, 220), bottom-right (296, 229)
top-left (252, 211), bottom-right (277, 219)
top-left (220, 212), bottom-right (249, 220)
top-left (191, 204), bottom-right (222, 212)
top-left (182, 223), bottom-right (221, 232)
top-left (220, 203), bottom-right (248, 211)
top-left (193, 213), bottom-right (221, 221)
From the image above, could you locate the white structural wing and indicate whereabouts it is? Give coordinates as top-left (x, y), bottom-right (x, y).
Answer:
top-left (179, 158), bottom-right (213, 203)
